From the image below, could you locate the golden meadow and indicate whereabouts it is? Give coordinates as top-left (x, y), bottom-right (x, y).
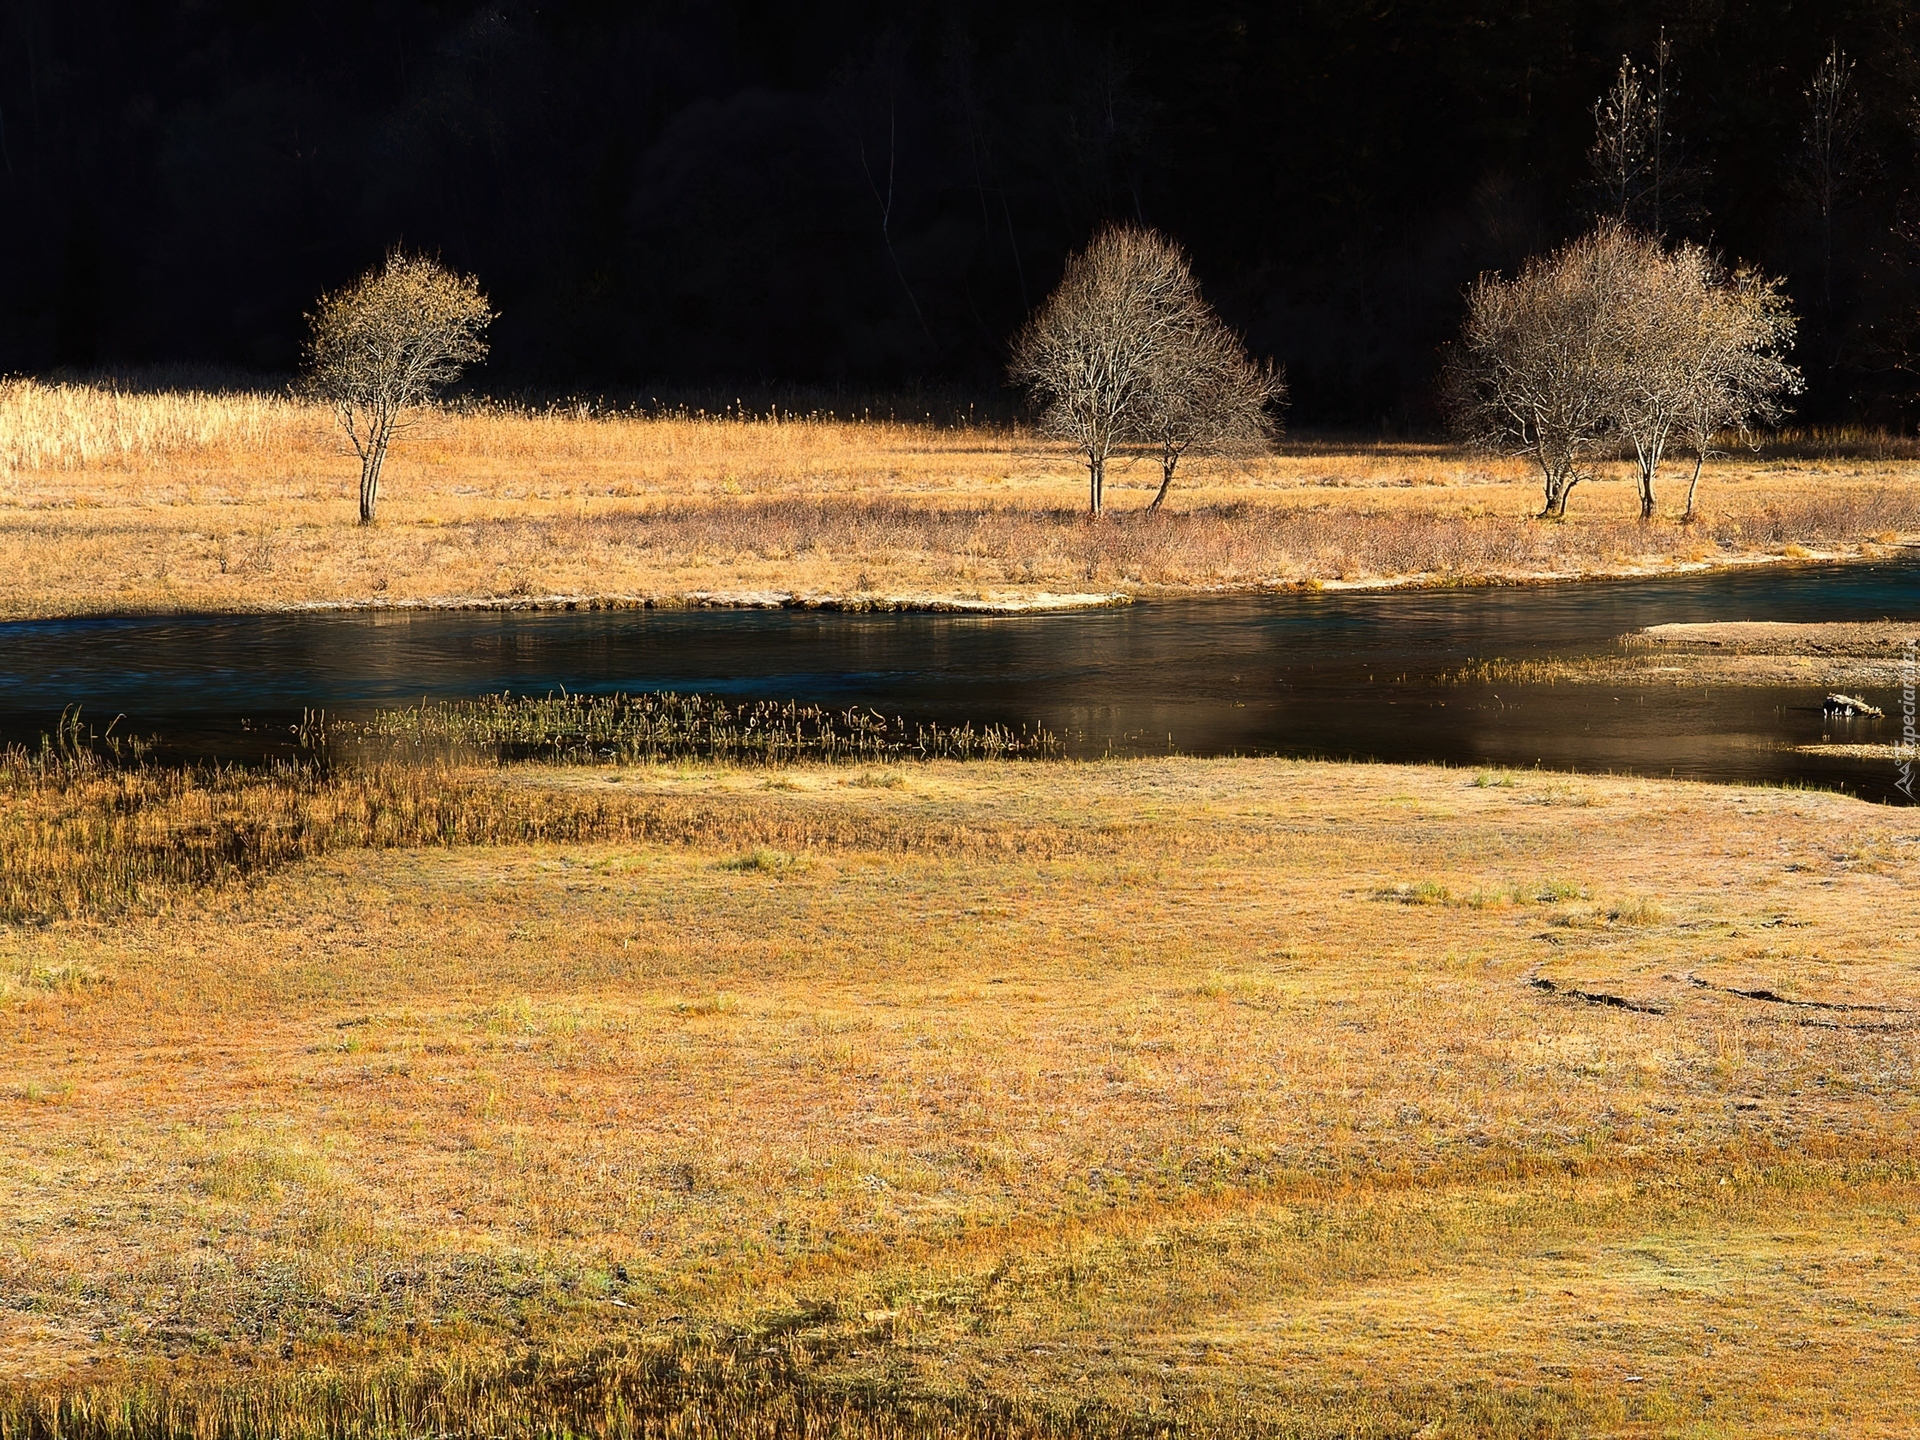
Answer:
top-left (3, 378), bottom-right (1920, 1436)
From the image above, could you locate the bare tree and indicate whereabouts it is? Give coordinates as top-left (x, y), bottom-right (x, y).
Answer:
top-left (1589, 57), bottom-right (1654, 226)
top-left (1869, 103), bottom-right (1920, 403)
top-left (1649, 32), bottom-right (1674, 236)
top-left (1798, 42), bottom-right (1863, 315)
top-left (1612, 234), bottom-right (1712, 519)
top-left (1614, 241), bottom-right (1801, 519)
top-left (1138, 319), bottom-right (1285, 511)
top-left (1677, 268), bottom-right (1802, 518)
top-left (1588, 35), bottom-right (1707, 239)
top-left (304, 251), bottom-right (493, 525)
top-left (1009, 226), bottom-right (1205, 514)
top-left (1451, 226), bottom-right (1797, 522)
top-left (1445, 226), bottom-right (1643, 519)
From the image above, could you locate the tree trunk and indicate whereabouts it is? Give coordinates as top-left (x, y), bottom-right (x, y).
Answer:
top-left (1540, 472), bottom-right (1577, 519)
top-left (1636, 442), bottom-right (1661, 521)
top-left (1683, 452), bottom-right (1705, 520)
top-left (1146, 443), bottom-right (1177, 512)
top-left (359, 440), bottom-right (388, 525)
top-left (1087, 452), bottom-right (1104, 515)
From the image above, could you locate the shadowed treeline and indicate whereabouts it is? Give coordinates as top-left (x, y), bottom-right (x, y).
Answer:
top-left (5, 1), bottom-right (1920, 424)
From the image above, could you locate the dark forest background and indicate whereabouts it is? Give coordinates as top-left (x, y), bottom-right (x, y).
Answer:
top-left (5, 0), bottom-right (1920, 426)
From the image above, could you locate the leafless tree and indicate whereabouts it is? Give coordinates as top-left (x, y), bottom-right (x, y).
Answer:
top-left (1451, 225), bottom-right (1799, 522)
top-left (1588, 34), bottom-right (1707, 239)
top-left (1615, 242), bottom-right (1800, 519)
top-left (1676, 268), bottom-right (1802, 518)
top-left (1138, 317), bottom-right (1284, 511)
top-left (1798, 42), bottom-right (1863, 314)
top-left (1445, 226), bottom-right (1643, 518)
top-left (1009, 225), bottom-right (1206, 514)
top-left (1589, 57), bottom-right (1655, 227)
top-left (1649, 32), bottom-right (1674, 236)
top-left (1612, 234), bottom-right (1712, 519)
top-left (1868, 103), bottom-right (1920, 402)
top-left (303, 251), bottom-right (493, 525)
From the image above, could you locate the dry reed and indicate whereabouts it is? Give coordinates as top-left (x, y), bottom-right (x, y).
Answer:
top-left (349, 692), bottom-right (1058, 765)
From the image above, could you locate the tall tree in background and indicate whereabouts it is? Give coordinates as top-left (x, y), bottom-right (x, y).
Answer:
top-left (1588, 32), bottom-right (1703, 239)
top-left (1588, 57), bottom-right (1655, 228)
top-left (303, 253), bottom-right (493, 525)
top-left (1870, 104), bottom-right (1920, 415)
top-left (1650, 30), bottom-right (1674, 238)
top-left (1798, 42), bottom-right (1864, 321)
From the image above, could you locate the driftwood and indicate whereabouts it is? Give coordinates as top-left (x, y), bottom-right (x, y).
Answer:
top-left (1823, 693), bottom-right (1884, 717)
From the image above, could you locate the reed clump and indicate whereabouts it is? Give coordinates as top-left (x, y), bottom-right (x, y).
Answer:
top-left (0, 1333), bottom-right (1267, 1440)
top-left (347, 691), bottom-right (1059, 764)
top-left (0, 377), bottom-right (306, 475)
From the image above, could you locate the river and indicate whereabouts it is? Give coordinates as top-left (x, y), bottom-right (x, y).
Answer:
top-left (3, 556), bottom-right (1915, 801)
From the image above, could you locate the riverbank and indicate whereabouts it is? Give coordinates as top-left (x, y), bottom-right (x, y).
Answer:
top-left (7, 490), bottom-right (1913, 623)
top-left (5, 753), bottom-right (1919, 1434)
top-left (5, 384), bottom-right (1918, 620)
top-left (1629, 619), bottom-right (1920, 654)
top-left (270, 587), bottom-right (1135, 616)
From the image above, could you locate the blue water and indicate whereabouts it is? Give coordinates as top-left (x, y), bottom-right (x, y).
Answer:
top-left (3, 555), bottom-right (1915, 801)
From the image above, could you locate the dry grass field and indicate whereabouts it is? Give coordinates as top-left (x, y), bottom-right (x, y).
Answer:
top-left (3, 379), bottom-right (1917, 619)
top-left (4, 752), bottom-right (1919, 1436)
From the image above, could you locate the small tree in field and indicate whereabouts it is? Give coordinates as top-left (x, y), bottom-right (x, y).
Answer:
top-left (1009, 226), bottom-right (1206, 514)
top-left (1445, 226), bottom-right (1642, 518)
top-left (1139, 318), bottom-right (1285, 512)
top-left (1611, 235), bottom-right (1712, 520)
top-left (1677, 268), bottom-right (1801, 518)
top-left (304, 252), bottom-right (493, 525)
top-left (1616, 246), bottom-right (1802, 520)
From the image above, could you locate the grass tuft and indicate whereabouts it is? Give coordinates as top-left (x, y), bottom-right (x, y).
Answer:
top-left (718, 848), bottom-right (801, 874)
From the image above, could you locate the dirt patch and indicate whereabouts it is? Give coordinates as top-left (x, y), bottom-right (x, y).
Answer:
top-left (1627, 620), bottom-right (1919, 655)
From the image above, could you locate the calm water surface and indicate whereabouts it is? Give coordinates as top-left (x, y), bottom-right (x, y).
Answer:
top-left (3, 556), bottom-right (1916, 801)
